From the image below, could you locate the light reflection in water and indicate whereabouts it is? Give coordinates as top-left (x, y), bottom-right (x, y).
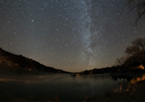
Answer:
top-left (0, 74), bottom-right (125, 101)
top-left (114, 74), bottom-right (145, 95)
top-left (1, 73), bottom-right (145, 101)
top-left (130, 74), bottom-right (145, 84)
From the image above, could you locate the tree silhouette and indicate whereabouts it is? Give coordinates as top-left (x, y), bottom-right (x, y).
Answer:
top-left (129, 0), bottom-right (145, 22)
top-left (125, 38), bottom-right (145, 55)
top-left (124, 38), bottom-right (145, 67)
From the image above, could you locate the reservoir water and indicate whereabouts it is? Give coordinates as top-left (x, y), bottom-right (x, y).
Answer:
top-left (0, 74), bottom-right (127, 101)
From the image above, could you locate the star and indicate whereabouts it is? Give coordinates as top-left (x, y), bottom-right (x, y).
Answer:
top-left (0, 0), bottom-right (145, 72)
top-left (31, 19), bottom-right (35, 23)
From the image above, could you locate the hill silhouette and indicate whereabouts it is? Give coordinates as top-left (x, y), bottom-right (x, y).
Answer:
top-left (0, 47), bottom-right (69, 74)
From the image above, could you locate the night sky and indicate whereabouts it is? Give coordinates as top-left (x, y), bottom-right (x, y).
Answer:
top-left (0, 0), bottom-right (145, 72)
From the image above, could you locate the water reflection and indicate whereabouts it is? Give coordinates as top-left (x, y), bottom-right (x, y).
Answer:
top-left (113, 73), bottom-right (145, 96)
top-left (130, 74), bottom-right (145, 84)
top-left (0, 74), bottom-right (125, 101)
top-left (1, 73), bottom-right (145, 101)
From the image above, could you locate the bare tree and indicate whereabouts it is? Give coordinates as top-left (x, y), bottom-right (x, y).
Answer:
top-left (125, 38), bottom-right (145, 67)
top-left (125, 38), bottom-right (145, 55)
top-left (116, 57), bottom-right (126, 66)
top-left (128, 0), bottom-right (145, 22)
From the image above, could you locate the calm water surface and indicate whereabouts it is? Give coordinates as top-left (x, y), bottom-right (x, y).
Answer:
top-left (0, 74), bottom-right (127, 101)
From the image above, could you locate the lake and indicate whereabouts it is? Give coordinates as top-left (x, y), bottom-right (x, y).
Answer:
top-left (0, 73), bottom-right (127, 101)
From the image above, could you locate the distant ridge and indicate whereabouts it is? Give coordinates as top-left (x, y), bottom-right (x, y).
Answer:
top-left (0, 47), bottom-right (69, 73)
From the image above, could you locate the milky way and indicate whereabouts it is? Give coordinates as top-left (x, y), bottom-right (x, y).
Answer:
top-left (0, 0), bottom-right (145, 72)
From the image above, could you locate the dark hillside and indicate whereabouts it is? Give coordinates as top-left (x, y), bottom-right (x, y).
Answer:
top-left (0, 47), bottom-right (69, 73)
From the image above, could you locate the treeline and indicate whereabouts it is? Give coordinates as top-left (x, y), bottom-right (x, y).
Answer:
top-left (76, 38), bottom-right (145, 76)
top-left (116, 38), bottom-right (145, 69)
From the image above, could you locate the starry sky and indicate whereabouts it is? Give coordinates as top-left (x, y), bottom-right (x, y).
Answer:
top-left (0, 0), bottom-right (145, 72)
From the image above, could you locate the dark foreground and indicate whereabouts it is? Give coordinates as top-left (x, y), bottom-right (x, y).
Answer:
top-left (0, 72), bottom-right (145, 101)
